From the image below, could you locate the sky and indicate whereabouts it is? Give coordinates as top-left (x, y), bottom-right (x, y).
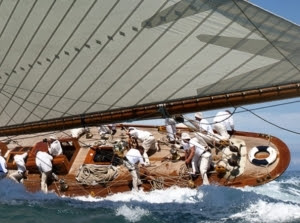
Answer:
top-left (134, 1), bottom-right (300, 171)
top-left (238, 0), bottom-right (300, 170)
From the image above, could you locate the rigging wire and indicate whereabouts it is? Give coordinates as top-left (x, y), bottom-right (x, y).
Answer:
top-left (238, 105), bottom-right (300, 135)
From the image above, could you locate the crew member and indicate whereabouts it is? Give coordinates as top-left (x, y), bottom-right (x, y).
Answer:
top-left (98, 124), bottom-right (117, 139)
top-left (165, 117), bottom-right (177, 144)
top-left (213, 110), bottom-right (235, 140)
top-left (35, 151), bottom-right (58, 193)
top-left (181, 132), bottom-right (211, 185)
top-left (48, 135), bottom-right (63, 156)
top-left (194, 112), bottom-right (221, 145)
top-left (9, 152), bottom-right (28, 183)
top-left (127, 127), bottom-right (160, 166)
top-left (123, 145), bottom-right (145, 191)
top-left (0, 151), bottom-right (7, 180)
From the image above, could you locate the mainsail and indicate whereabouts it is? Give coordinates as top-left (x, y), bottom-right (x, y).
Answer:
top-left (0, 0), bottom-right (299, 136)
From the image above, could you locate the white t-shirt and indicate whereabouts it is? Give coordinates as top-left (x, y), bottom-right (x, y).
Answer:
top-left (48, 140), bottom-right (63, 156)
top-left (190, 138), bottom-right (206, 155)
top-left (181, 138), bottom-right (206, 155)
top-left (129, 129), bottom-right (152, 142)
top-left (14, 152), bottom-right (28, 173)
top-left (36, 151), bottom-right (53, 173)
top-left (213, 111), bottom-right (234, 130)
top-left (126, 148), bottom-right (144, 165)
top-left (199, 118), bottom-right (214, 134)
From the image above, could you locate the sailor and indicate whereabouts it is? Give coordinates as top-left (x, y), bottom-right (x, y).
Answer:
top-left (127, 127), bottom-right (160, 166)
top-left (47, 135), bottom-right (63, 157)
top-left (98, 124), bottom-right (117, 139)
top-left (35, 151), bottom-right (58, 193)
top-left (194, 112), bottom-right (221, 145)
top-left (0, 151), bottom-right (7, 180)
top-left (9, 152), bottom-right (28, 183)
top-left (181, 132), bottom-right (211, 185)
top-left (213, 110), bottom-right (235, 140)
top-left (123, 145), bottom-right (145, 191)
top-left (195, 112), bottom-right (213, 134)
top-left (165, 117), bottom-right (177, 144)
top-left (70, 128), bottom-right (86, 138)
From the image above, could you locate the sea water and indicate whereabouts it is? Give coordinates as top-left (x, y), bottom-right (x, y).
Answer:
top-left (0, 171), bottom-right (300, 223)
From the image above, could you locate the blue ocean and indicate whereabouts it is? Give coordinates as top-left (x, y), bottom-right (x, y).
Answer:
top-left (0, 170), bottom-right (299, 223)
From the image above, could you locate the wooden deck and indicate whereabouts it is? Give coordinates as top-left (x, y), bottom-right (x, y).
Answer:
top-left (1, 124), bottom-right (290, 197)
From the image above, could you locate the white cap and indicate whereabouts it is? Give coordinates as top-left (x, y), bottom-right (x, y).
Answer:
top-left (50, 135), bottom-right (57, 140)
top-left (195, 112), bottom-right (203, 119)
top-left (181, 132), bottom-right (191, 140)
top-left (128, 127), bottom-right (135, 131)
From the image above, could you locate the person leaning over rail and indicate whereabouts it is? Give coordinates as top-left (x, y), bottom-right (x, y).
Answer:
top-left (35, 150), bottom-right (58, 193)
top-left (213, 110), bottom-right (235, 140)
top-left (127, 127), bottom-right (161, 166)
top-left (0, 150), bottom-right (7, 180)
top-left (9, 152), bottom-right (28, 183)
top-left (181, 132), bottom-right (211, 185)
top-left (123, 145), bottom-right (146, 191)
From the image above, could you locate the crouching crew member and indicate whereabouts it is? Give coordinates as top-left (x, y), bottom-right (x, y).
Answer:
top-left (127, 127), bottom-right (160, 166)
top-left (123, 146), bottom-right (145, 191)
top-left (9, 152), bottom-right (28, 183)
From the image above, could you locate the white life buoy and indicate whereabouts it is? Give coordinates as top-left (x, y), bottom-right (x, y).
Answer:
top-left (248, 146), bottom-right (277, 166)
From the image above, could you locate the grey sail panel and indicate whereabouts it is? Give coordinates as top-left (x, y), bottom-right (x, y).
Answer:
top-left (0, 0), bottom-right (299, 128)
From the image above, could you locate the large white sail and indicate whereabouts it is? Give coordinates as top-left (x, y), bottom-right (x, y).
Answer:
top-left (0, 0), bottom-right (299, 134)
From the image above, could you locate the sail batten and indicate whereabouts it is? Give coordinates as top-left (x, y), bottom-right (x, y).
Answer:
top-left (0, 0), bottom-right (299, 134)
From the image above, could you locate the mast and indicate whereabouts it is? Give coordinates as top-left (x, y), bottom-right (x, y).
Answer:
top-left (0, 83), bottom-right (299, 137)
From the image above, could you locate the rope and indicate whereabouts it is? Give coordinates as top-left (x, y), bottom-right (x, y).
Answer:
top-left (157, 104), bottom-right (171, 119)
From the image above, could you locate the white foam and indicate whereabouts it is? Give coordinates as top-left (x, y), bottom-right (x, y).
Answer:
top-left (241, 179), bottom-right (300, 204)
top-left (73, 186), bottom-right (203, 203)
top-left (115, 205), bottom-right (150, 222)
top-left (105, 186), bottom-right (203, 203)
top-left (230, 199), bottom-right (300, 223)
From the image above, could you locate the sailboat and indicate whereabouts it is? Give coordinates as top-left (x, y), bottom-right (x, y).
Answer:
top-left (0, 0), bottom-right (298, 197)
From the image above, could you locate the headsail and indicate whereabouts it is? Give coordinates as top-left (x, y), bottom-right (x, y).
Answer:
top-left (0, 0), bottom-right (299, 135)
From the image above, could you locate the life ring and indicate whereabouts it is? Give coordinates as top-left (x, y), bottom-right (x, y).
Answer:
top-left (248, 146), bottom-right (277, 166)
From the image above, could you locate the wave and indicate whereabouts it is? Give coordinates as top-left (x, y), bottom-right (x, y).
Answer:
top-left (0, 171), bottom-right (299, 223)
